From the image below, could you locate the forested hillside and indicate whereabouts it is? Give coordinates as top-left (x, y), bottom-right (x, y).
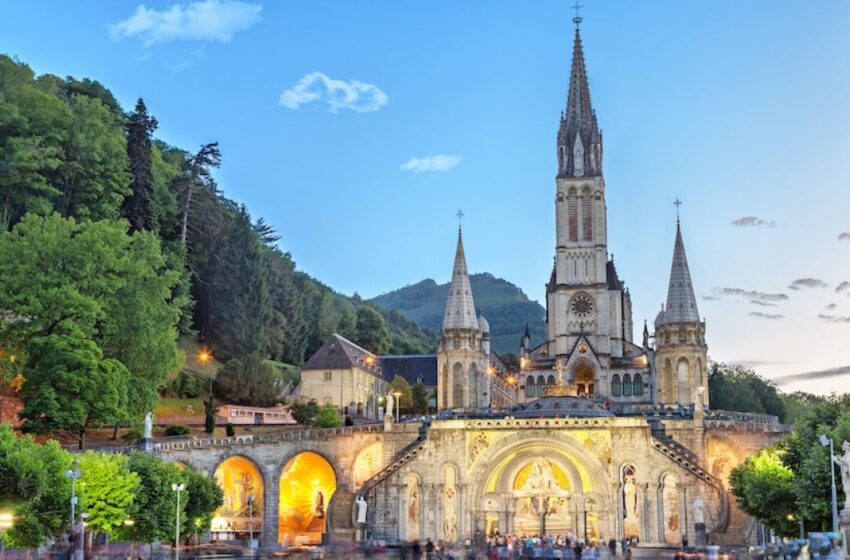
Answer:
top-left (0, 54), bottom-right (433, 443)
top-left (370, 273), bottom-right (546, 354)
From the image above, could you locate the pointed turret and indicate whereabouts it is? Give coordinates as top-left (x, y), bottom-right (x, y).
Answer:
top-left (658, 222), bottom-right (700, 325)
top-left (442, 227), bottom-right (479, 331)
top-left (642, 320), bottom-right (650, 350)
top-left (557, 25), bottom-right (603, 178)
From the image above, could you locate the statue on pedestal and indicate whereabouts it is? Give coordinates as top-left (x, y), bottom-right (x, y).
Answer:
top-left (143, 412), bottom-right (153, 440)
top-left (384, 392), bottom-right (395, 425)
top-left (834, 440), bottom-right (850, 513)
top-left (356, 495), bottom-right (368, 524)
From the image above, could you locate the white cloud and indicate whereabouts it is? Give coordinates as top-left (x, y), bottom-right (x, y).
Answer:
top-left (279, 72), bottom-right (388, 113)
top-left (110, 0), bottom-right (262, 47)
top-left (839, 232), bottom-right (850, 241)
top-left (401, 154), bottom-right (463, 174)
top-left (731, 216), bottom-right (775, 228)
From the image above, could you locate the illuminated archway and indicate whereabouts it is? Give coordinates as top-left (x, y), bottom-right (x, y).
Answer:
top-left (278, 452), bottom-right (337, 545)
top-left (211, 456), bottom-right (264, 539)
top-left (574, 363), bottom-right (595, 395)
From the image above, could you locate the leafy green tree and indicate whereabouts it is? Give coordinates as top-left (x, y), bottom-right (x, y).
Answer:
top-left (354, 306), bottom-right (390, 355)
top-left (313, 404), bottom-right (342, 428)
top-left (123, 452), bottom-right (182, 545)
top-left (390, 375), bottom-right (413, 414)
top-left (77, 452), bottom-right (140, 538)
top-left (0, 425), bottom-right (71, 548)
top-left (412, 382), bottom-right (429, 414)
top-left (182, 467), bottom-right (223, 533)
top-left (123, 98), bottom-right (158, 232)
top-left (204, 394), bottom-right (216, 434)
top-left (214, 354), bottom-right (279, 406)
top-left (708, 363), bottom-right (786, 421)
top-left (729, 445), bottom-right (797, 537)
top-left (19, 335), bottom-right (129, 449)
top-left (291, 399), bottom-right (319, 425)
top-left (178, 142), bottom-right (220, 244)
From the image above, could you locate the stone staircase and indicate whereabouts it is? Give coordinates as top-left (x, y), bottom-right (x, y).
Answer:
top-left (359, 422), bottom-right (430, 499)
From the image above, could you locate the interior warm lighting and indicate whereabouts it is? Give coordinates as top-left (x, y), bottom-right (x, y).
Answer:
top-left (212, 456), bottom-right (263, 536)
top-left (278, 452), bottom-right (336, 546)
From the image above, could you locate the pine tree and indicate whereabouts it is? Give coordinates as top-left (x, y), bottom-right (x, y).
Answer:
top-left (123, 98), bottom-right (158, 231)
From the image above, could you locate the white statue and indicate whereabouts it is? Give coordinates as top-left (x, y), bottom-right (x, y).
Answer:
top-left (356, 495), bottom-right (368, 524)
top-left (385, 392), bottom-right (395, 423)
top-left (833, 441), bottom-right (850, 509)
top-left (143, 412), bottom-right (153, 440)
top-left (693, 496), bottom-right (705, 525)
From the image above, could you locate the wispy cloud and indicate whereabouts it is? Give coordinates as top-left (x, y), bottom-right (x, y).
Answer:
top-left (279, 72), bottom-right (388, 113)
top-left (789, 277), bottom-right (829, 290)
top-left (826, 303), bottom-right (838, 310)
top-left (731, 216), bottom-right (775, 228)
top-left (750, 300), bottom-right (776, 307)
top-left (701, 295), bottom-right (719, 301)
top-left (839, 232), bottom-right (850, 241)
top-left (163, 59), bottom-right (192, 72)
top-left (836, 281), bottom-right (850, 294)
top-left (400, 154), bottom-right (462, 174)
top-left (749, 311), bottom-right (784, 320)
top-left (712, 287), bottom-right (789, 305)
top-left (110, 0), bottom-right (262, 47)
top-left (819, 314), bottom-right (850, 324)
top-left (774, 364), bottom-right (850, 385)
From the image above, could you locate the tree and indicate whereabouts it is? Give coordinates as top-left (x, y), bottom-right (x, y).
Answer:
top-left (354, 306), bottom-right (390, 355)
top-left (291, 399), bottom-right (319, 425)
top-left (390, 375), bottom-right (414, 414)
top-left (182, 467), bottom-right (224, 533)
top-left (708, 363), bottom-right (786, 421)
top-left (0, 425), bottom-right (71, 548)
top-left (178, 142), bottom-right (220, 244)
top-left (123, 452), bottom-right (182, 547)
top-left (729, 445), bottom-right (797, 537)
top-left (123, 98), bottom-right (158, 232)
top-left (214, 354), bottom-right (279, 406)
top-left (77, 452), bottom-right (140, 538)
top-left (19, 335), bottom-right (129, 449)
top-left (204, 394), bottom-right (216, 434)
top-left (313, 404), bottom-right (342, 428)
top-left (412, 382), bottom-right (429, 414)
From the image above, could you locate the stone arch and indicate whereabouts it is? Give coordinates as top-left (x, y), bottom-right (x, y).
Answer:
top-left (352, 441), bottom-right (383, 491)
top-left (573, 360), bottom-right (596, 395)
top-left (403, 472), bottom-right (422, 540)
top-left (211, 454), bottom-right (265, 540)
top-left (677, 357), bottom-right (690, 403)
top-left (452, 362), bottom-right (464, 408)
top-left (660, 473), bottom-right (680, 544)
top-left (277, 450), bottom-right (338, 545)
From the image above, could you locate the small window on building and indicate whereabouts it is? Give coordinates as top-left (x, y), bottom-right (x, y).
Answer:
top-left (526, 376), bottom-right (535, 398)
top-left (622, 374), bottom-right (632, 396)
top-left (324, 370), bottom-right (333, 381)
top-left (633, 374), bottom-right (643, 396)
top-left (611, 374), bottom-right (622, 397)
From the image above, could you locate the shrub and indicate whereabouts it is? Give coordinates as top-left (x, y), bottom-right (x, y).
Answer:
top-left (164, 424), bottom-right (191, 437)
top-left (225, 423), bottom-right (235, 437)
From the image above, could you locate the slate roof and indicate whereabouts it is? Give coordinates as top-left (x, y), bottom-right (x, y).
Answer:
top-left (301, 334), bottom-right (386, 379)
top-left (380, 355), bottom-right (438, 387)
top-left (658, 222), bottom-right (700, 325)
top-left (442, 229), bottom-right (479, 331)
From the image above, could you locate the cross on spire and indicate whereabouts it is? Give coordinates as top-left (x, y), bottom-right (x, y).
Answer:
top-left (456, 209), bottom-right (464, 232)
top-left (572, 1), bottom-right (583, 27)
top-left (674, 197), bottom-right (683, 225)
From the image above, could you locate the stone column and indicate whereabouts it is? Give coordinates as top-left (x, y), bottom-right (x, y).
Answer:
top-left (655, 483), bottom-right (665, 544)
top-left (576, 498), bottom-right (586, 543)
top-left (637, 482), bottom-right (648, 543)
top-left (679, 484), bottom-right (689, 546)
top-left (260, 467), bottom-right (279, 549)
top-left (612, 482), bottom-right (623, 540)
top-left (458, 483), bottom-right (467, 541)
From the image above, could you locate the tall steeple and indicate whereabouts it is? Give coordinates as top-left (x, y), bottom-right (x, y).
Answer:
top-left (442, 224), bottom-right (479, 331)
top-left (659, 221), bottom-right (700, 325)
top-left (557, 21), bottom-right (603, 178)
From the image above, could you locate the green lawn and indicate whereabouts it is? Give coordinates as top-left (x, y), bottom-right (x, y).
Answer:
top-left (155, 397), bottom-right (205, 418)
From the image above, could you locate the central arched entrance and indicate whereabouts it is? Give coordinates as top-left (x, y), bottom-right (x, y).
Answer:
top-left (278, 452), bottom-right (337, 545)
top-left (211, 456), bottom-right (264, 540)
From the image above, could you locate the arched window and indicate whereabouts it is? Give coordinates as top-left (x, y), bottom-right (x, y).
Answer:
top-left (568, 197), bottom-right (578, 242)
top-left (611, 374), bottom-right (622, 397)
top-left (677, 358), bottom-right (690, 403)
top-left (622, 374), bottom-right (632, 396)
top-left (452, 362), bottom-right (464, 409)
top-left (582, 195), bottom-right (592, 241)
top-left (547, 375), bottom-right (556, 386)
top-left (536, 375), bottom-right (546, 397)
top-left (525, 375), bottom-right (535, 398)
top-left (633, 373), bottom-right (643, 396)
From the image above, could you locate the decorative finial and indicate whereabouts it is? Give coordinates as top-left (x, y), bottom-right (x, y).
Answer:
top-left (572, 1), bottom-right (583, 27)
top-left (674, 197), bottom-right (683, 225)
top-left (456, 209), bottom-right (464, 232)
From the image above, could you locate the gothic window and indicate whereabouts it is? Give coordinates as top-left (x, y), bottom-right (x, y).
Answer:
top-left (547, 375), bottom-right (556, 386)
top-left (633, 373), bottom-right (643, 396)
top-left (440, 365), bottom-right (449, 408)
top-left (536, 375), bottom-right (546, 397)
top-left (611, 374), bottom-right (622, 397)
top-left (582, 196), bottom-right (592, 241)
top-left (525, 376), bottom-right (535, 398)
top-left (568, 197), bottom-right (578, 242)
top-left (622, 374), bottom-right (632, 396)
top-left (573, 135), bottom-right (585, 176)
top-left (677, 358), bottom-right (690, 403)
top-left (452, 362), bottom-right (464, 409)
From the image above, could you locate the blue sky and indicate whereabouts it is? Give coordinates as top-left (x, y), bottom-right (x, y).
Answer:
top-left (3, 1), bottom-right (850, 393)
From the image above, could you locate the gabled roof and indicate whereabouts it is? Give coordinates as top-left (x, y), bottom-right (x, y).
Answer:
top-left (380, 355), bottom-right (437, 387)
top-left (301, 334), bottom-right (385, 379)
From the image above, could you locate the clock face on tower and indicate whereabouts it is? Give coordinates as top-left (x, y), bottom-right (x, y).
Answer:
top-left (571, 294), bottom-right (594, 318)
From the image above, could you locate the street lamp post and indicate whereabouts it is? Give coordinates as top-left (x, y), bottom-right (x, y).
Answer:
top-left (393, 391), bottom-right (402, 422)
top-left (247, 494), bottom-right (255, 551)
top-left (65, 460), bottom-right (82, 560)
top-left (819, 434), bottom-right (840, 534)
top-left (172, 483), bottom-right (186, 560)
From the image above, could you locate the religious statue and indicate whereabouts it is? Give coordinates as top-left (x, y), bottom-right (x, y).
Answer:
top-left (315, 491), bottom-right (325, 518)
top-left (833, 441), bottom-right (850, 510)
top-left (522, 459), bottom-right (560, 492)
top-left (385, 392), bottom-right (395, 423)
top-left (623, 473), bottom-right (638, 520)
top-left (356, 495), bottom-right (368, 524)
top-left (693, 496), bottom-right (705, 525)
top-left (408, 487), bottom-right (420, 524)
top-left (143, 412), bottom-right (153, 440)
top-left (443, 487), bottom-right (457, 542)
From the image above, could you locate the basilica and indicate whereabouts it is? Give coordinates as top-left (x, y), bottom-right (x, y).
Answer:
top-left (158, 20), bottom-right (787, 551)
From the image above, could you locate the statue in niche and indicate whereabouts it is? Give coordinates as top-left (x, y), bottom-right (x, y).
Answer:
top-left (315, 491), bottom-right (325, 518)
top-left (443, 486), bottom-right (457, 542)
top-left (408, 487), bottom-right (420, 524)
top-left (522, 459), bottom-right (560, 492)
top-left (622, 468), bottom-right (640, 538)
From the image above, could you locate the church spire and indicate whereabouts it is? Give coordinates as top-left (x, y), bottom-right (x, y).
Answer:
top-left (557, 19), bottom-right (602, 178)
top-left (659, 220), bottom-right (700, 325)
top-left (442, 223), bottom-right (479, 331)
